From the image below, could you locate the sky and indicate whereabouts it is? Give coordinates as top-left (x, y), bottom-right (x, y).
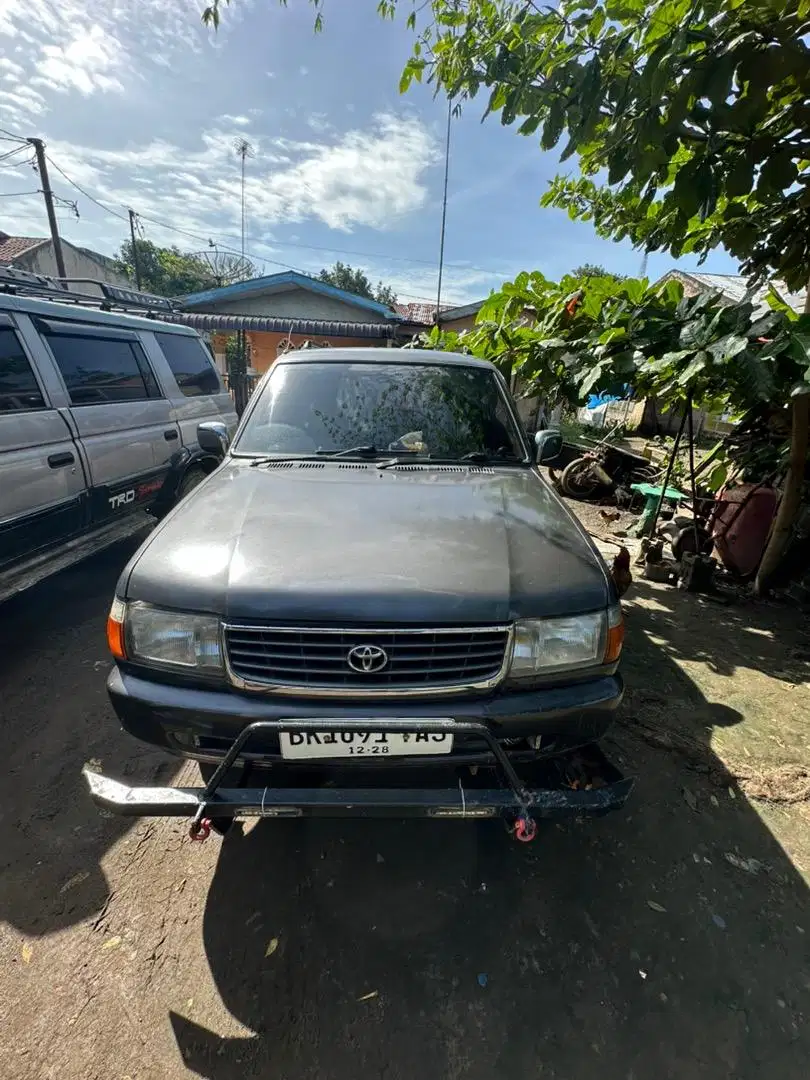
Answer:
top-left (0, 0), bottom-right (738, 307)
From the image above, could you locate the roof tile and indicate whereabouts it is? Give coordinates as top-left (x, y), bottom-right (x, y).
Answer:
top-left (0, 235), bottom-right (47, 263)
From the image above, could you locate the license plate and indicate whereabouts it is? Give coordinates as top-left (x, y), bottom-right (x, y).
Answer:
top-left (279, 730), bottom-right (454, 760)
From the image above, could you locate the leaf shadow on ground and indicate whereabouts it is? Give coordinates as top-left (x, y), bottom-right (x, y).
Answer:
top-left (0, 536), bottom-right (171, 937)
top-left (174, 594), bottom-right (809, 1080)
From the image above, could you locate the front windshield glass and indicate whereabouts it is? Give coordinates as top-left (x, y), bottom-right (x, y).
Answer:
top-left (233, 361), bottom-right (527, 461)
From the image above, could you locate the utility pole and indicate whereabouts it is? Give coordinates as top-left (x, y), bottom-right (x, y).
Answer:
top-left (233, 137), bottom-right (254, 260)
top-left (435, 98), bottom-right (452, 325)
top-left (27, 137), bottom-right (66, 279)
top-left (128, 209), bottom-right (142, 289)
top-left (232, 137), bottom-right (255, 396)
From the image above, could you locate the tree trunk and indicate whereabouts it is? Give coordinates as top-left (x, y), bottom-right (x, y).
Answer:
top-left (754, 277), bottom-right (810, 594)
top-left (754, 395), bottom-right (809, 594)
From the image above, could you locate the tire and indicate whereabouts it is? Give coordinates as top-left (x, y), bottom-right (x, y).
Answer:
top-left (175, 467), bottom-right (206, 504)
top-left (560, 457), bottom-right (602, 499)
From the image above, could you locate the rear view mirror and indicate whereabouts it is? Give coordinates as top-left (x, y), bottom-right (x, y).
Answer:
top-left (535, 429), bottom-right (562, 464)
top-left (197, 421), bottom-right (230, 457)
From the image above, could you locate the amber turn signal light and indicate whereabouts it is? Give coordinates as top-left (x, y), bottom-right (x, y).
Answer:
top-left (106, 598), bottom-right (126, 660)
top-left (604, 606), bottom-right (624, 663)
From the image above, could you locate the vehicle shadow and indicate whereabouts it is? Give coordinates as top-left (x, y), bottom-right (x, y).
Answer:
top-left (175, 594), bottom-right (810, 1079)
top-left (623, 575), bottom-right (810, 685)
top-left (0, 534), bottom-right (171, 935)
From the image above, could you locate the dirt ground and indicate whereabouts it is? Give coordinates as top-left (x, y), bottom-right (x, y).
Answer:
top-left (1, 528), bottom-right (809, 1080)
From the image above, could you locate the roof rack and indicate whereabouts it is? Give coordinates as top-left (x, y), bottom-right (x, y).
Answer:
top-left (0, 264), bottom-right (177, 315)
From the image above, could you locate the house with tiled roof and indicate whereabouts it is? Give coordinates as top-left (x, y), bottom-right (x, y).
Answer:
top-left (0, 232), bottom-right (129, 288)
top-left (657, 270), bottom-right (806, 314)
top-left (180, 270), bottom-right (409, 375)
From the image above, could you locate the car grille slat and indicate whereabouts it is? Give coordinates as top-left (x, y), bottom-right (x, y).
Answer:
top-left (224, 625), bottom-right (510, 693)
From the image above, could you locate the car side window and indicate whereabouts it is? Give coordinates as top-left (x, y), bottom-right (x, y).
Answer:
top-left (0, 328), bottom-right (45, 413)
top-left (155, 332), bottom-right (221, 397)
top-left (47, 333), bottom-right (161, 405)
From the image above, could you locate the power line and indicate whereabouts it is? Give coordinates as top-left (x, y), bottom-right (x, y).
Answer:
top-left (0, 190), bottom-right (40, 197)
top-left (40, 149), bottom-right (490, 305)
top-left (0, 144), bottom-right (31, 165)
top-left (45, 154), bottom-right (129, 222)
top-left (46, 148), bottom-right (507, 279)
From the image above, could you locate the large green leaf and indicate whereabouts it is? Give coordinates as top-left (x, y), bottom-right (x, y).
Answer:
top-left (758, 150), bottom-right (799, 194)
top-left (707, 333), bottom-right (749, 361)
top-left (677, 351), bottom-right (708, 386)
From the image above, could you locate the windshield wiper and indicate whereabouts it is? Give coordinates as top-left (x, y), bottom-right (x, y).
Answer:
top-left (317, 445), bottom-right (381, 459)
top-left (376, 455), bottom-right (431, 470)
top-left (457, 450), bottom-right (523, 464)
top-left (249, 446), bottom-right (383, 466)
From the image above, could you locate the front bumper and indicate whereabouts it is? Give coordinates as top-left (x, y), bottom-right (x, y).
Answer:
top-left (108, 666), bottom-right (624, 763)
top-left (84, 718), bottom-right (633, 828)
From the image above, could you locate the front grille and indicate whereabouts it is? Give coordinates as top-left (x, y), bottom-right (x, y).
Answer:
top-left (224, 625), bottom-right (511, 694)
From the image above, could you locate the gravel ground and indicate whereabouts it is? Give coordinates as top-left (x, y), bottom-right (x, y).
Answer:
top-left (1, 534), bottom-right (808, 1079)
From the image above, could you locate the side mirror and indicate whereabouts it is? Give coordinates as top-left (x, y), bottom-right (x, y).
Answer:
top-left (535, 429), bottom-right (563, 464)
top-left (197, 421), bottom-right (230, 457)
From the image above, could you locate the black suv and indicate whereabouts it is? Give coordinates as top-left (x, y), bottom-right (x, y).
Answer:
top-left (85, 349), bottom-right (631, 843)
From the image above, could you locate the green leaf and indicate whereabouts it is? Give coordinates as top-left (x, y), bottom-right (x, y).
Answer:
top-left (673, 159), bottom-right (712, 218)
top-left (541, 101), bottom-right (565, 150)
top-left (588, 8), bottom-right (606, 37)
top-left (677, 351), bottom-right (708, 385)
top-left (726, 157), bottom-right (753, 199)
top-left (707, 463), bottom-right (728, 492)
top-left (758, 150), bottom-right (798, 194)
top-left (707, 334), bottom-right (748, 361)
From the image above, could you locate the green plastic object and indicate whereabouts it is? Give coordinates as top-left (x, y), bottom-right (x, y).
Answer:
top-left (630, 482), bottom-right (686, 501)
top-left (629, 483), bottom-right (687, 537)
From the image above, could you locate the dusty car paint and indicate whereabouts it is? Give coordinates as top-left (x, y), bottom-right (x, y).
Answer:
top-left (121, 462), bottom-right (613, 623)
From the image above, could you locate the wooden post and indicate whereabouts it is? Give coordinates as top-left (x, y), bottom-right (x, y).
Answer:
top-left (27, 138), bottom-right (66, 279)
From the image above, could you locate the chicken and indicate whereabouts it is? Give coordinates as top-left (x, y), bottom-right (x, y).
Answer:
top-left (600, 509), bottom-right (621, 524)
top-left (611, 545), bottom-right (633, 597)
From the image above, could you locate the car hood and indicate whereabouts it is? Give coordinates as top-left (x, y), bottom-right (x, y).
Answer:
top-left (124, 461), bottom-right (611, 623)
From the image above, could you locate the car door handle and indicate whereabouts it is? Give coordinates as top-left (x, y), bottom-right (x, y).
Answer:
top-left (164, 429), bottom-right (179, 441)
top-left (48, 452), bottom-right (75, 468)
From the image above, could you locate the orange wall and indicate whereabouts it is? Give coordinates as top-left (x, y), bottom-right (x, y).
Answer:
top-left (211, 331), bottom-right (390, 376)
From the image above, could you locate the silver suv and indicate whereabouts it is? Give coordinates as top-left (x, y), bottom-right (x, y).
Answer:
top-left (0, 269), bottom-right (237, 602)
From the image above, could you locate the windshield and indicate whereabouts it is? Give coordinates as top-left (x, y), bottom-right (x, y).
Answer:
top-left (233, 361), bottom-right (528, 461)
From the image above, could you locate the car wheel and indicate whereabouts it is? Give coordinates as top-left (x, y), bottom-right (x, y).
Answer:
top-left (175, 467), bottom-right (206, 504)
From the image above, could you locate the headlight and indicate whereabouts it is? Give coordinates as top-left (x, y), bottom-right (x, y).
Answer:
top-left (509, 606), bottom-right (623, 678)
top-left (107, 599), bottom-right (223, 674)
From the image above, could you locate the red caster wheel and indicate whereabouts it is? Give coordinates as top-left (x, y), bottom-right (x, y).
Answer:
top-left (514, 816), bottom-right (537, 843)
top-left (189, 817), bottom-right (211, 842)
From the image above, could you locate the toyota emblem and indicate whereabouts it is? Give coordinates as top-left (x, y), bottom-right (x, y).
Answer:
top-left (347, 644), bottom-right (389, 673)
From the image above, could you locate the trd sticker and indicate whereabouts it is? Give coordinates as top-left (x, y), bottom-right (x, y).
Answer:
top-left (108, 490), bottom-right (135, 509)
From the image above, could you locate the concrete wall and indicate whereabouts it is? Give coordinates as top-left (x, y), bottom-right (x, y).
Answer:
top-left (194, 287), bottom-right (389, 324)
top-left (441, 313), bottom-right (478, 333)
top-left (17, 240), bottom-right (130, 288)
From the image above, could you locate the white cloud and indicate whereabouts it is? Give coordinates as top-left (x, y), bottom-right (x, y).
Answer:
top-left (35, 25), bottom-right (125, 95)
top-left (306, 112), bottom-right (333, 134)
top-left (221, 114), bottom-right (251, 127)
top-left (0, 0), bottom-right (214, 119)
top-left (257, 114), bottom-right (439, 231)
top-left (0, 57), bottom-right (24, 76)
top-left (0, 85), bottom-right (48, 123)
top-left (42, 113), bottom-right (438, 246)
